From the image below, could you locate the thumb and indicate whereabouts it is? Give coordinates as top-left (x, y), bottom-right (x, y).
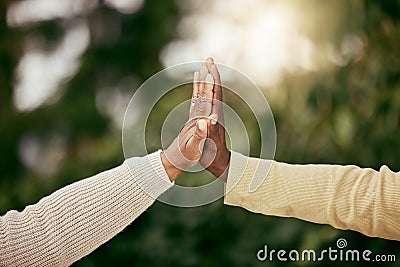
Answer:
top-left (187, 119), bottom-right (207, 153)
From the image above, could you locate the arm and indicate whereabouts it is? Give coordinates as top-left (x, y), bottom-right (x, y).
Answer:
top-left (0, 151), bottom-right (173, 267)
top-left (198, 58), bottom-right (400, 241)
top-left (0, 59), bottom-right (214, 266)
top-left (224, 151), bottom-right (400, 241)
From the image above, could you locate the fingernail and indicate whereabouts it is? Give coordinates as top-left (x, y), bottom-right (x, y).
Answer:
top-left (198, 119), bottom-right (206, 131)
top-left (206, 57), bottom-right (214, 63)
top-left (209, 114), bottom-right (218, 125)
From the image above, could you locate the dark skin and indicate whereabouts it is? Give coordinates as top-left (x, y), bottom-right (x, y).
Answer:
top-left (161, 57), bottom-right (230, 182)
top-left (160, 118), bottom-right (208, 181)
top-left (200, 57), bottom-right (230, 181)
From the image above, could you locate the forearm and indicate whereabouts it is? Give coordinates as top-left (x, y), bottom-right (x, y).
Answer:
top-left (0, 151), bottom-right (173, 266)
top-left (224, 151), bottom-right (400, 241)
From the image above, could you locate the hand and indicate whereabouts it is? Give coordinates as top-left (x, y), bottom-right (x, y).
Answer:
top-left (161, 119), bottom-right (208, 182)
top-left (161, 62), bottom-right (216, 182)
top-left (198, 57), bottom-right (231, 181)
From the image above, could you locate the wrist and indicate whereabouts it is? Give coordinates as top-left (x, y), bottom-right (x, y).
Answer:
top-left (160, 151), bottom-right (183, 182)
top-left (207, 150), bottom-right (231, 180)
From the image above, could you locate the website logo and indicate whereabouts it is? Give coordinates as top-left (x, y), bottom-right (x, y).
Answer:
top-left (257, 238), bottom-right (396, 262)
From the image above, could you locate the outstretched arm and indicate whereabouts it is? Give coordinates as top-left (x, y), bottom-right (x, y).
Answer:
top-left (0, 152), bottom-right (172, 266)
top-left (224, 152), bottom-right (400, 241)
top-left (0, 61), bottom-right (215, 266)
top-left (199, 57), bottom-right (400, 241)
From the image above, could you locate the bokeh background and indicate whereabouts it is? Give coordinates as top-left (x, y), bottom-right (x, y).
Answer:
top-left (1, 0), bottom-right (400, 266)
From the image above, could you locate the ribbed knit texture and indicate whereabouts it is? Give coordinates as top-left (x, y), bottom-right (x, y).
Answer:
top-left (0, 151), bottom-right (173, 266)
top-left (225, 151), bottom-right (400, 241)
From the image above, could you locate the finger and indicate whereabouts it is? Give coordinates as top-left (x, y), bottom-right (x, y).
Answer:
top-left (208, 113), bottom-right (219, 135)
top-left (209, 64), bottom-right (222, 101)
top-left (192, 71), bottom-right (200, 98)
top-left (199, 73), bottom-right (214, 116)
top-left (190, 64), bottom-right (212, 119)
top-left (198, 64), bottom-right (209, 97)
top-left (205, 58), bottom-right (220, 94)
top-left (190, 71), bottom-right (200, 118)
top-left (186, 119), bottom-right (207, 154)
top-left (208, 63), bottom-right (224, 124)
top-left (181, 119), bottom-right (196, 134)
top-left (199, 64), bottom-right (209, 81)
top-left (209, 113), bottom-right (218, 125)
top-left (205, 57), bottom-right (214, 71)
top-left (204, 73), bottom-right (214, 99)
top-left (205, 60), bottom-right (222, 102)
top-left (190, 73), bottom-right (213, 119)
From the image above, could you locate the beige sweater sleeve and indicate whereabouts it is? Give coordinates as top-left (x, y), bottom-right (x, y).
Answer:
top-left (0, 151), bottom-right (173, 267)
top-left (224, 151), bottom-right (400, 241)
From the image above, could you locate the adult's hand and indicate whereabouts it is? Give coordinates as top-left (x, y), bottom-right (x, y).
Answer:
top-left (161, 119), bottom-right (208, 182)
top-left (161, 61), bottom-right (216, 182)
top-left (199, 57), bottom-right (231, 181)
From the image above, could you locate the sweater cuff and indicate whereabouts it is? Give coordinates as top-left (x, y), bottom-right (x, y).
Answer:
top-left (224, 151), bottom-right (274, 203)
top-left (225, 151), bottom-right (249, 195)
top-left (124, 150), bottom-right (174, 199)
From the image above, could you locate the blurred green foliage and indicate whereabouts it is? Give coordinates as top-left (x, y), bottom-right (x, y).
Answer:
top-left (1, 0), bottom-right (400, 266)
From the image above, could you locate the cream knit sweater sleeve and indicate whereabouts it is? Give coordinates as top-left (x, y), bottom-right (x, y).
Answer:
top-left (0, 151), bottom-right (173, 267)
top-left (224, 151), bottom-right (400, 241)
